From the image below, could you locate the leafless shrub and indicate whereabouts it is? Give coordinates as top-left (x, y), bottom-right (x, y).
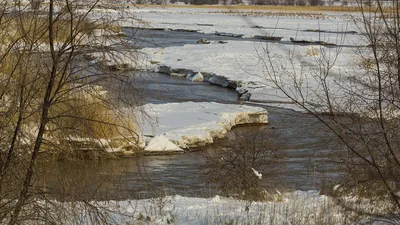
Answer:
top-left (0, 0), bottom-right (146, 223)
top-left (203, 128), bottom-right (284, 201)
top-left (259, 0), bottom-right (400, 219)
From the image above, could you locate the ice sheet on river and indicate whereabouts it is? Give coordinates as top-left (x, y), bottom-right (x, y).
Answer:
top-left (122, 6), bottom-right (363, 46)
top-left (138, 102), bottom-right (268, 152)
top-left (141, 40), bottom-right (356, 112)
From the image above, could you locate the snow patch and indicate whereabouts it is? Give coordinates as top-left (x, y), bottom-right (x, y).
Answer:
top-left (144, 135), bottom-right (183, 152)
top-left (138, 102), bottom-right (268, 151)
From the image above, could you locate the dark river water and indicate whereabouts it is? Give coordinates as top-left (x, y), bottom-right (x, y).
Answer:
top-left (37, 72), bottom-right (344, 200)
top-left (123, 27), bottom-right (359, 49)
top-left (35, 30), bottom-right (345, 201)
top-left (124, 27), bottom-right (260, 48)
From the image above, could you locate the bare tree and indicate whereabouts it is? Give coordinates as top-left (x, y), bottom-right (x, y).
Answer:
top-left (203, 128), bottom-right (284, 201)
top-left (260, 0), bottom-right (400, 219)
top-left (0, 0), bottom-right (144, 224)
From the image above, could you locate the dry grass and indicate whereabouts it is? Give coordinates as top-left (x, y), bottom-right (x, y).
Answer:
top-left (49, 86), bottom-right (135, 140)
top-left (0, 14), bottom-right (121, 45)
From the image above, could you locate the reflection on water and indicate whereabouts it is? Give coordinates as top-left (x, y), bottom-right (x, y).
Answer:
top-left (36, 105), bottom-right (345, 201)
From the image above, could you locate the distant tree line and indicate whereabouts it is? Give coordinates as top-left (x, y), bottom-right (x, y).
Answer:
top-left (166, 0), bottom-right (350, 6)
top-left (250, 0), bottom-right (348, 6)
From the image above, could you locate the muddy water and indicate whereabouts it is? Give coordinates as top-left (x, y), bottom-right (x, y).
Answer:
top-left (36, 71), bottom-right (344, 201)
top-left (36, 29), bottom-right (345, 201)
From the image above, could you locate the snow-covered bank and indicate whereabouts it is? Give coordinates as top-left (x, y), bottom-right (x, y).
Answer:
top-left (28, 190), bottom-right (381, 225)
top-left (113, 191), bottom-right (347, 224)
top-left (137, 102), bottom-right (268, 152)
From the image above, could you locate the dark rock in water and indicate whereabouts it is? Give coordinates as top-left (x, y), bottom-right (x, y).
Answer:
top-left (215, 31), bottom-right (244, 38)
top-left (208, 75), bottom-right (228, 87)
top-left (304, 29), bottom-right (323, 32)
top-left (251, 25), bottom-right (265, 29)
top-left (186, 73), bottom-right (194, 80)
top-left (303, 29), bottom-right (358, 35)
top-left (290, 37), bottom-right (336, 46)
top-left (290, 37), bottom-right (312, 44)
top-left (197, 23), bottom-right (214, 26)
top-left (227, 81), bottom-right (238, 90)
top-left (157, 65), bottom-right (171, 74)
top-left (253, 35), bottom-right (282, 41)
top-left (171, 68), bottom-right (195, 75)
top-left (147, 27), bottom-right (166, 31)
top-left (171, 72), bottom-right (188, 77)
top-left (239, 92), bottom-right (251, 101)
top-left (315, 41), bottom-right (336, 46)
top-left (173, 28), bottom-right (199, 33)
top-left (197, 38), bottom-right (210, 44)
top-left (200, 72), bottom-right (214, 81)
top-left (236, 86), bottom-right (250, 100)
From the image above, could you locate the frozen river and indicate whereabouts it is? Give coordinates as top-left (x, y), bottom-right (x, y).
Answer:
top-left (35, 29), bottom-right (345, 201)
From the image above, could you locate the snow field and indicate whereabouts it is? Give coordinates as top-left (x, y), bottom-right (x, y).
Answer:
top-left (126, 8), bottom-right (363, 46)
top-left (87, 6), bottom-right (373, 114)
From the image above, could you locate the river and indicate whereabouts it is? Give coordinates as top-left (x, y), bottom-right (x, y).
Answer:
top-left (35, 29), bottom-right (345, 201)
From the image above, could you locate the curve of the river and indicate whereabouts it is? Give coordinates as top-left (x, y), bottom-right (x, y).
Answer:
top-left (35, 29), bottom-right (345, 201)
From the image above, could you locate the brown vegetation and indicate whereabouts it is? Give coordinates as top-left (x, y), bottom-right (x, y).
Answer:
top-left (203, 128), bottom-right (284, 201)
top-left (0, 0), bottom-right (143, 223)
top-left (260, 0), bottom-right (400, 220)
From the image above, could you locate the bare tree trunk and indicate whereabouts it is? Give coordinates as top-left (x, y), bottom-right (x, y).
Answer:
top-left (8, 1), bottom-right (57, 224)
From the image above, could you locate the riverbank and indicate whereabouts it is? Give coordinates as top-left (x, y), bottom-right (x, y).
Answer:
top-left (82, 6), bottom-right (358, 156)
